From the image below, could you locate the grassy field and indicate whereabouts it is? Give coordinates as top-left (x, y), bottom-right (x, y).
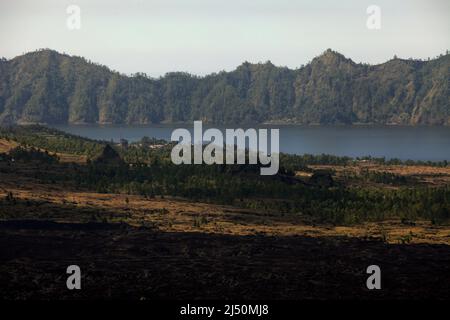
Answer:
top-left (1, 181), bottom-right (450, 245)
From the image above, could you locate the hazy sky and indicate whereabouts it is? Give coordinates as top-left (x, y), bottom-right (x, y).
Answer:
top-left (0, 0), bottom-right (448, 77)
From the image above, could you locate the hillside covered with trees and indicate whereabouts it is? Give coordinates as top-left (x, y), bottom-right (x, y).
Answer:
top-left (0, 49), bottom-right (448, 126)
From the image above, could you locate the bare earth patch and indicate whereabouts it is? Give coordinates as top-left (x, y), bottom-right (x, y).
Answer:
top-left (1, 182), bottom-right (449, 245)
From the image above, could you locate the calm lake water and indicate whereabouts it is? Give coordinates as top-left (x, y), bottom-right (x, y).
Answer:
top-left (52, 124), bottom-right (450, 161)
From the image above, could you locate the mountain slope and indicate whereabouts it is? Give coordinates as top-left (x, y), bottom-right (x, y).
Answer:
top-left (0, 49), bottom-right (448, 125)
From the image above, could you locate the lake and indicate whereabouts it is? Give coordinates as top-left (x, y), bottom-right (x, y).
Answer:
top-left (52, 124), bottom-right (450, 161)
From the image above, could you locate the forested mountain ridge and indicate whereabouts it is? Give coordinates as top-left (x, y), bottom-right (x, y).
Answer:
top-left (0, 49), bottom-right (448, 125)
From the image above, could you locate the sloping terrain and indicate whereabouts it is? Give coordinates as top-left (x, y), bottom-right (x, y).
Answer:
top-left (1, 49), bottom-right (449, 125)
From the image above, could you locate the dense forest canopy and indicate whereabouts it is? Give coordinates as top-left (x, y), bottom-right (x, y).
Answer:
top-left (0, 49), bottom-right (449, 126)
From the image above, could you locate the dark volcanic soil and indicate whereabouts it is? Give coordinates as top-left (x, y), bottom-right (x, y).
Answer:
top-left (0, 220), bottom-right (449, 300)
